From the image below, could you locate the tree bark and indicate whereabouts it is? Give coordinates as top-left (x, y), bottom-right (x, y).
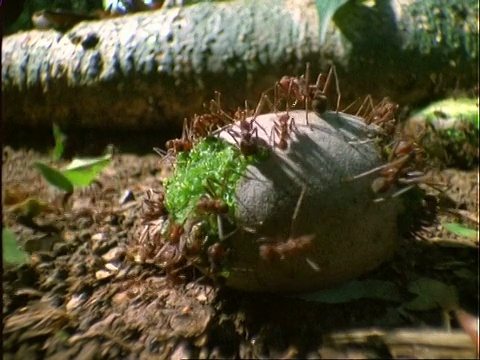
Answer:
top-left (1, 0), bottom-right (477, 130)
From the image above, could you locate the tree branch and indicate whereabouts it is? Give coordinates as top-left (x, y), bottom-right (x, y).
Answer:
top-left (2, 0), bottom-right (477, 130)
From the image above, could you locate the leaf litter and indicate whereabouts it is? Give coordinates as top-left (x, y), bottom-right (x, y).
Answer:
top-left (2, 142), bottom-right (478, 359)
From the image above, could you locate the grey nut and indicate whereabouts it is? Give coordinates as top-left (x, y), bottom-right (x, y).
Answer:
top-left (219, 110), bottom-right (404, 292)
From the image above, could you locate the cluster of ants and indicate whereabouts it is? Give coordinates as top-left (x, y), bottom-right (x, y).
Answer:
top-left (137, 63), bottom-right (438, 283)
top-left (162, 63), bottom-right (343, 161)
top-left (137, 179), bottom-right (234, 283)
top-left (137, 64), bottom-right (342, 280)
top-left (345, 97), bottom-right (442, 202)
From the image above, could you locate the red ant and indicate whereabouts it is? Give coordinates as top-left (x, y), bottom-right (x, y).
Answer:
top-left (168, 221), bottom-right (185, 243)
top-left (196, 195), bottom-right (229, 215)
top-left (277, 63), bottom-right (341, 125)
top-left (225, 94), bottom-right (269, 156)
top-left (228, 111), bottom-right (259, 156)
top-left (257, 186), bottom-right (320, 271)
top-left (165, 118), bottom-right (194, 155)
top-left (141, 188), bottom-right (168, 222)
top-left (194, 178), bottom-right (238, 242)
top-left (259, 234), bottom-right (315, 262)
top-left (206, 242), bottom-right (229, 277)
top-left (191, 113), bottom-right (224, 138)
top-left (187, 92), bottom-right (236, 139)
top-left (347, 136), bottom-right (431, 201)
top-left (270, 113), bottom-right (297, 150)
top-left (363, 97), bottom-right (399, 137)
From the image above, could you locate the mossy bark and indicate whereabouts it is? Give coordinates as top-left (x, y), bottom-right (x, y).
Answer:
top-left (2, 0), bottom-right (477, 130)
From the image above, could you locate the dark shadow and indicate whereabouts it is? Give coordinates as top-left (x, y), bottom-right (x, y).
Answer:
top-left (2, 125), bottom-right (180, 157)
top-left (201, 191), bottom-right (479, 358)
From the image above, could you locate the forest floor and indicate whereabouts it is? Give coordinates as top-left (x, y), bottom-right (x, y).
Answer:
top-left (2, 127), bottom-right (478, 359)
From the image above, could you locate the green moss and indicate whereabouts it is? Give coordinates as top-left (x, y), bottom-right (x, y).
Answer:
top-left (413, 97), bottom-right (479, 167)
top-left (164, 138), bottom-right (250, 224)
top-left (417, 98), bottom-right (479, 130)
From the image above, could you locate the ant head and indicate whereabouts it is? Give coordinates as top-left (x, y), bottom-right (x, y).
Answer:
top-left (208, 242), bottom-right (227, 262)
top-left (312, 93), bottom-right (328, 114)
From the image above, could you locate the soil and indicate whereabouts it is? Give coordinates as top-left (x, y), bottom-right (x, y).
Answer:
top-left (2, 128), bottom-right (479, 359)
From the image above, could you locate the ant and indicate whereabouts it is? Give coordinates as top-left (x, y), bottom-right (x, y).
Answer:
top-left (141, 188), bottom-right (168, 223)
top-left (311, 65), bottom-right (341, 116)
top-left (187, 92), bottom-right (235, 140)
top-left (228, 110), bottom-right (259, 156)
top-left (196, 195), bottom-right (229, 215)
top-left (226, 95), bottom-right (269, 156)
top-left (270, 113), bottom-right (297, 150)
top-left (191, 114), bottom-right (218, 138)
top-left (168, 220), bottom-right (185, 243)
top-left (195, 178), bottom-right (237, 242)
top-left (257, 186), bottom-right (320, 271)
top-left (277, 63), bottom-right (341, 125)
top-left (206, 242), bottom-right (229, 277)
top-left (165, 118), bottom-right (194, 155)
top-left (347, 136), bottom-right (430, 201)
top-left (259, 234), bottom-right (315, 262)
top-left (363, 97), bottom-right (399, 137)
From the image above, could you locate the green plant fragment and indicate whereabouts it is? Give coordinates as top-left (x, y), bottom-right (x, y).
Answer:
top-left (442, 222), bottom-right (479, 239)
top-left (291, 280), bottom-right (402, 303)
top-left (164, 138), bottom-right (249, 224)
top-left (35, 162), bottom-right (74, 193)
top-left (6, 198), bottom-right (51, 220)
top-left (415, 98), bottom-right (479, 128)
top-left (2, 228), bottom-right (30, 267)
top-left (51, 123), bottom-right (66, 160)
top-left (404, 277), bottom-right (459, 311)
top-left (411, 97), bottom-right (479, 167)
top-left (315, 0), bottom-right (349, 44)
top-left (61, 153), bottom-right (112, 187)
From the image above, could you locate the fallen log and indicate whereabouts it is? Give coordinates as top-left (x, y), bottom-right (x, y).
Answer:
top-left (1, 0), bottom-right (477, 130)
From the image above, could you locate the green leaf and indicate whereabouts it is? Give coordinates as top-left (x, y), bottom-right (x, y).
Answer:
top-left (51, 123), bottom-right (66, 161)
top-left (2, 228), bottom-right (30, 267)
top-left (415, 98), bottom-right (479, 130)
top-left (315, 0), bottom-right (350, 44)
top-left (405, 277), bottom-right (459, 311)
top-left (35, 162), bottom-right (74, 193)
top-left (61, 153), bottom-right (112, 187)
top-left (291, 280), bottom-right (402, 303)
top-left (442, 222), bottom-right (479, 239)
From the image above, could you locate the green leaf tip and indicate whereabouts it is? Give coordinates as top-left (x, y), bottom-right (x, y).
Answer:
top-left (35, 162), bottom-right (74, 193)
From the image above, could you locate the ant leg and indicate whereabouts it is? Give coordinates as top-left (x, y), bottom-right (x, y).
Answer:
top-left (345, 163), bottom-right (392, 181)
top-left (347, 154), bottom-right (410, 182)
top-left (357, 95), bottom-right (374, 119)
top-left (273, 83), bottom-right (281, 112)
top-left (289, 116), bottom-right (298, 133)
top-left (331, 65), bottom-right (341, 112)
top-left (269, 125), bottom-right (276, 147)
top-left (251, 94), bottom-right (269, 136)
top-left (290, 185), bottom-right (307, 236)
top-left (342, 98), bottom-right (359, 114)
top-left (342, 154), bottom-right (410, 182)
top-left (305, 62), bottom-right (311, 125)
top-left (216, 214), bottom-right (225, 241)
top-left (210, 92), bottom-right (236, 124)
top-left (216, 214), bottom-right (238, 241)
top-left (226, 128), bottom-right (242, 148)
top-left (373, 185), bottom-right (415, 203)
top-left (322, 66), bottom-right (333, 98)
top-left (153, 147), bottom-right (167, 157)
